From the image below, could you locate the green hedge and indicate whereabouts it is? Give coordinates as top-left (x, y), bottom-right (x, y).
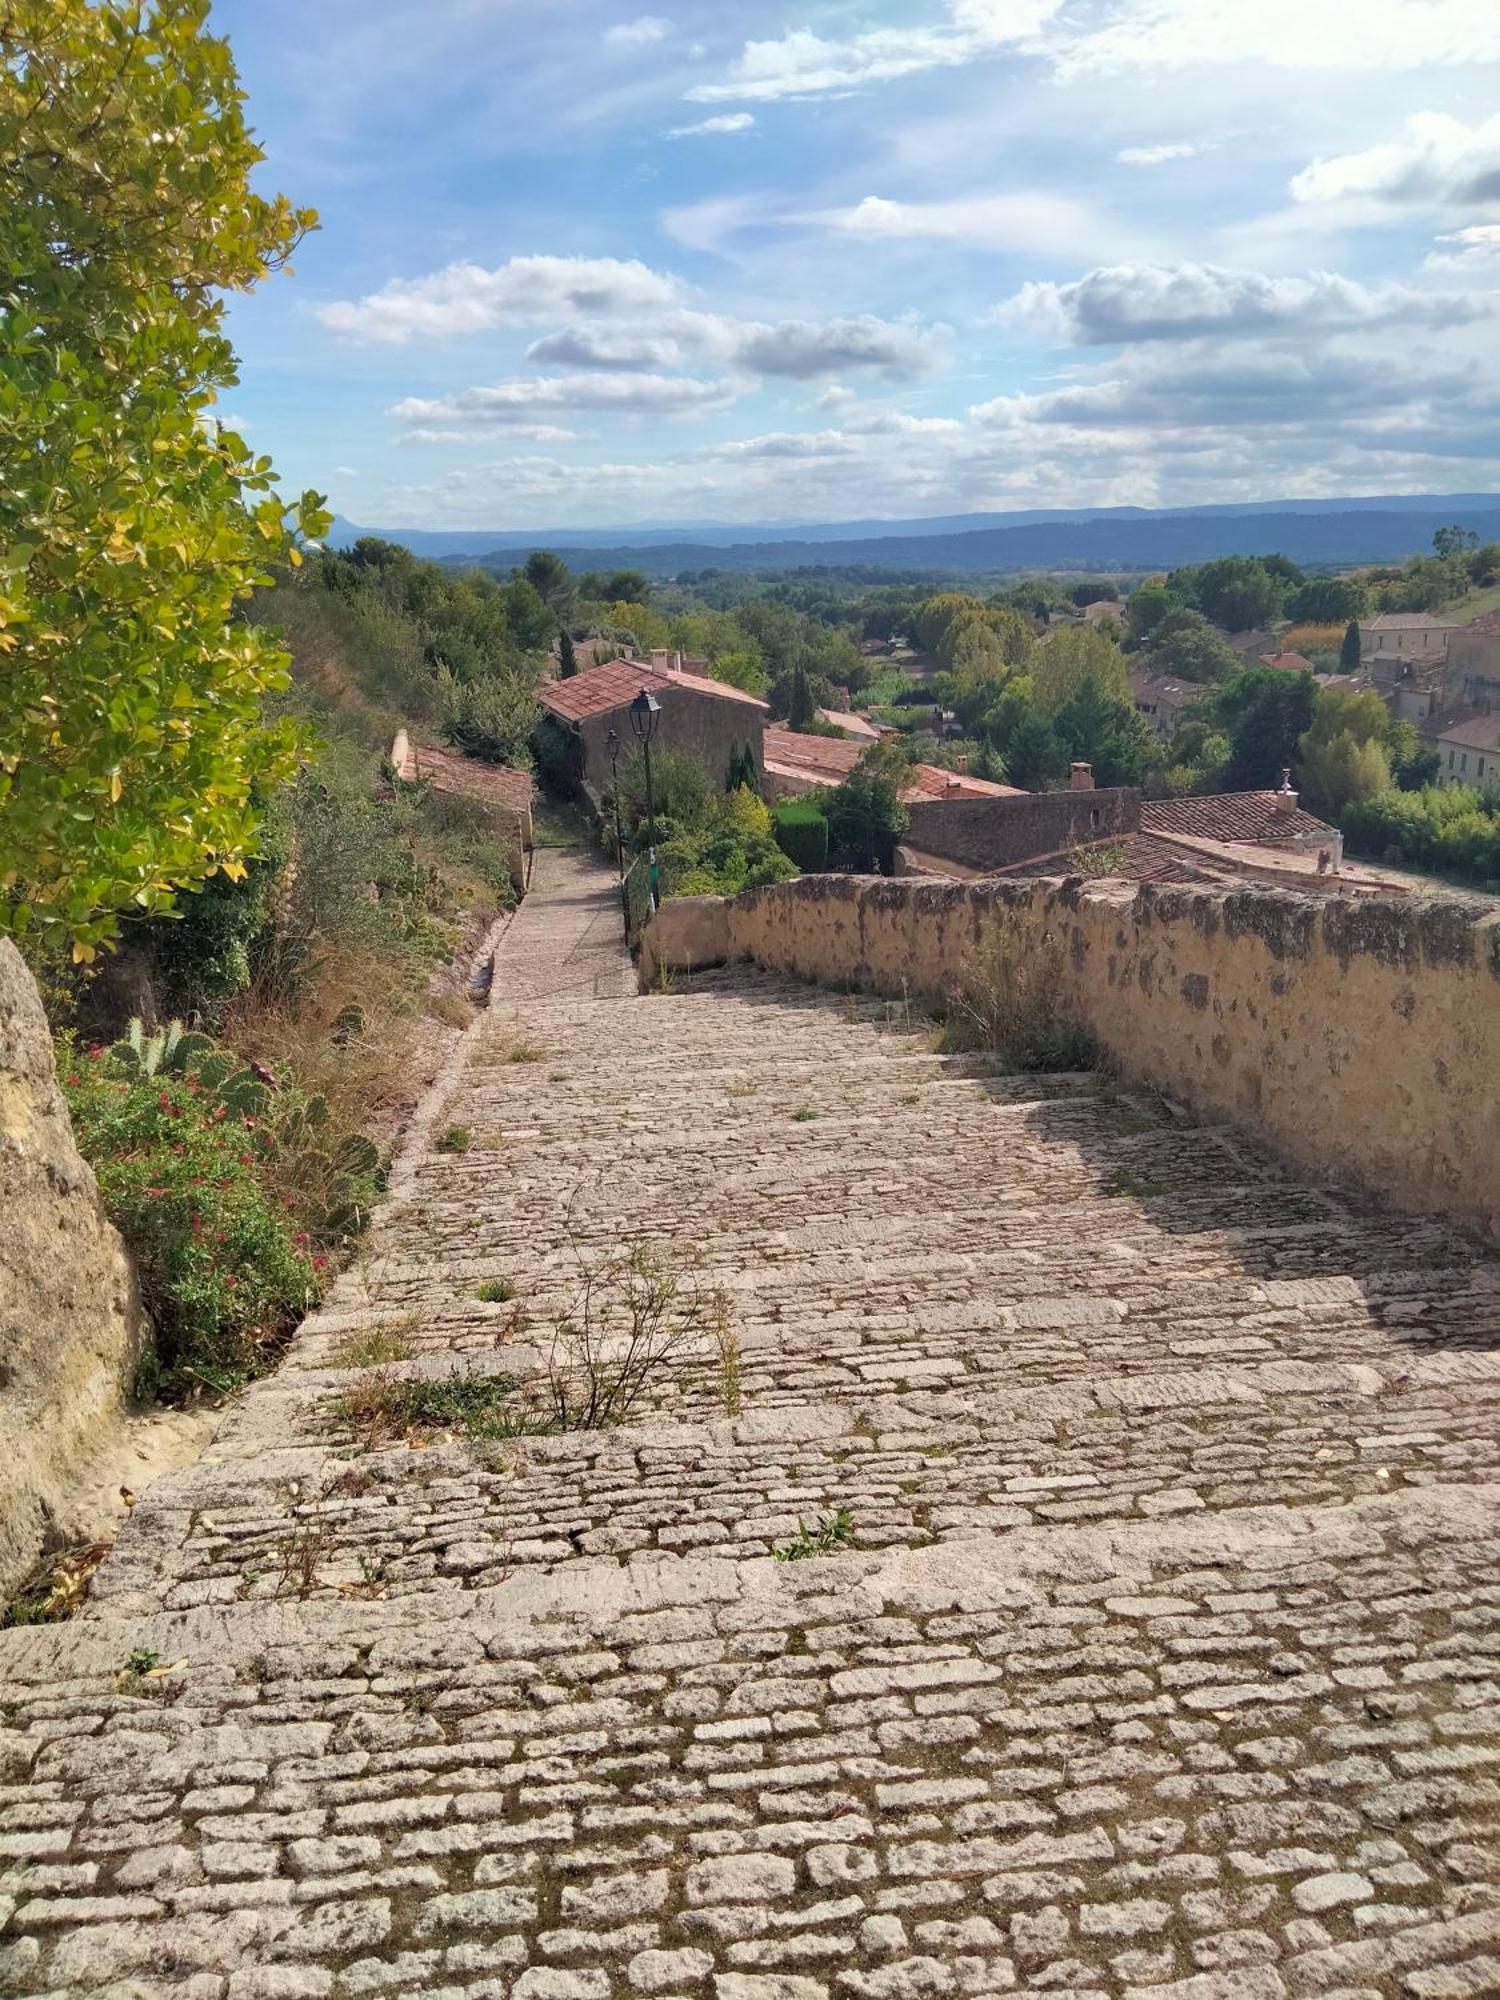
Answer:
top-left (772, 800), bottom-right (829, 873)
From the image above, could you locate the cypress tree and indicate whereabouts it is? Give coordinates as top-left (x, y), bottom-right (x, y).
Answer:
top-left (558, 629), bottom-right (578, 678)
top-left (1340, 619), bottom-right (1361, 672)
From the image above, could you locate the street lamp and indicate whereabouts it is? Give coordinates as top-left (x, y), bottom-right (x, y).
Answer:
top-left (630, 688), bottom-right (662, 913)
top-left (606, 727), bottom-right (627, 920)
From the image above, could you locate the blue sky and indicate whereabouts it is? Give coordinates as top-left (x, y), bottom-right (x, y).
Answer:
top-left (211, 0), bottom-right (1500, 531)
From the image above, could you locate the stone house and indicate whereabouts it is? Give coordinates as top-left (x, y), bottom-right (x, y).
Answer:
top-left (538, 658), bottom-right (768, 802)
top-left (1444, 609), bottom-right (1500, 711)
top-left (1421, 708), bottom-right (1500, 790)
top-left (1128, 670), bottom-right (1206, 741)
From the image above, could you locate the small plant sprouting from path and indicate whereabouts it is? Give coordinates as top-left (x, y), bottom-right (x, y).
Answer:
top-left (436, 1125), bottom-right (473, 1154)
top-left (332, 1366), bottom-right (534, 1449)
top-left (476, 1277), bottom-right (517, 1303)
top-left (774, 1509), bottom-right (855, 1562)
top-left (331, 1322), bottom-right (416, 1368)
top-left (542, 1240), bottom-right (732, 1433)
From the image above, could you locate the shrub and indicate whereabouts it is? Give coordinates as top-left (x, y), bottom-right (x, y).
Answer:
top-left (772, 800), bottom-right (830, 872)
top-left (60, 1045), bottom-right (321, 1394)
top-left (945, 906), bottom-right (1096, 1071)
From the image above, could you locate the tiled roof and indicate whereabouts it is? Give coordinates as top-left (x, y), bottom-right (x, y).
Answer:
top-left (401, 742), bottom-right (533, 815)
top-left (1001, 832), bottom-right (1219, 888)
top-left (1423, 708), bottom-right (1500, 753)
top-left (539, 658), bottom-right (767, 725)
top-left (1141, 790), bottom-right (1336, 847)
top-left (763, 727), bottom-right (1022, 799)
top-left (1363, 613), bottom-right (1455, 630)
top-left (1259, 652), bottom-right (1315, 674)
top-left (1128, 671), bottom-right (1207, 705)
top-left (815, 707), bottom-right (883, 740)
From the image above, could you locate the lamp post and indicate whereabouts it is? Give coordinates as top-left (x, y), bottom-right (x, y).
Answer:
top-left (630, 687), bottom-right (662, 914)
top-left (606, 728), bottom-right (628, 922)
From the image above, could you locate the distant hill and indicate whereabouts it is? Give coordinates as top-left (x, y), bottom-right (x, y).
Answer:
top-left (326, 494), bottom-right (1500, 576)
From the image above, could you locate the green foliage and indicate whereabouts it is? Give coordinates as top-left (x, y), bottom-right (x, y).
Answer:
top-left (60, 1042), bottom-right (323, 1393)
top-left (1343, 785), bottom-right (1500, 886)
top-left (521, 550), bottom-right (575, 617)
top-left (557, 629), bottom-right (578, 679)
top-left (0, 0), bottom-right (328, 958)
top-left (771, 799), bottom-right (831, 872)
top-left (725, 741), bottom-right (760, 794)
top-left (1289, 575), bottom-right (1368, 624)
top-left (655, 784), bottom-right (798, 899)
top-left (1135, 608), bottom-right (1241, 684)
top-left (1340, 619), bottom-right (1362, 671)
top-left (824, 743), bottom-right (911, 872)
top-left (437, 669), bottom-right (540, 768)
top-left (437, 1125), bottom-right (472, 1154)
top-left (774, 1509), bottom-right (855, 1561)
top-left (1297, 687), bottom-right (1398, 816)
top-left (1170, 555), bottom-right (1297, 631)
top-left (1210, 668), bottom-right (1317, 791)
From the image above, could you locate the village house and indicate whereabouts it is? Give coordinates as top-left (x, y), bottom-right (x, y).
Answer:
top-left (1421, 708), bottom-right (1500, 790)
top-left (390, 731), bottom-right (534, 893)
top-left (1444, 608), bottom-right (1500, 711)
top-left (538, 657), bottom-right (767, 802)
top-left (1128, 668), bottom-right (1207, 740)
top-left (1258, 650), bottom-right (1316, 675)
top-left (1360, 611), bottom-right (1456, 662)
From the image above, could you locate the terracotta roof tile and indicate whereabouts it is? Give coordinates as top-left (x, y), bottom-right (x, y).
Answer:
top-left (405, 743), bottom-right (533, 814)
top-left (540, 658), bottom-right (767, 725)
top-left (1259, 652), bottom-right (1315, 674)
top-left (1141, 790), bottom-right (1335, 847)
top-left (763, 727), bottom-right (1022, 799)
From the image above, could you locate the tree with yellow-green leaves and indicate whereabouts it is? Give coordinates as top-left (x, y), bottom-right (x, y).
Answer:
top-left (0, 0), bottom-right (327, 959)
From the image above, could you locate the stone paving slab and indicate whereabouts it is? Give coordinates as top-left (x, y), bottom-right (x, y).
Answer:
top-left (3, 844), bottom-right (1498, 1998)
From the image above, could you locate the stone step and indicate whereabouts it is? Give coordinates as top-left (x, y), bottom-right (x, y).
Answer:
top-left (5, 1485), bottom-right (1499, 1997)
top-left (84, 1353), bottom-right (1500, 1617)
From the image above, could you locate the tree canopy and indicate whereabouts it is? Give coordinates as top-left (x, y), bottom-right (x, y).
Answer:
top-left (1, 0), bottom-right (327, 956)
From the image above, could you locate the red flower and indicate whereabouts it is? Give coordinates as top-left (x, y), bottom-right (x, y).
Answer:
top-left (238, 1153), bottom-right (254, 1166)
top-left (224, 1274), bottom-right (238, 1290)
top-left (312, 1254), bottom-right (328, 1272)
top-left (88, 1046), bottom-right (104, 1060)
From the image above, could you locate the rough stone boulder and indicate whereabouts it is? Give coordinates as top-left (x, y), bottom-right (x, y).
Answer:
top-left (0, 939), bottom-right (144, 1599)
top-left (638, 893), bottom-right (730, 988)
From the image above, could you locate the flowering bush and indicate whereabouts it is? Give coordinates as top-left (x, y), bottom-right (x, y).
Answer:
top-left (59, 1045), bottom-right (322, 1395)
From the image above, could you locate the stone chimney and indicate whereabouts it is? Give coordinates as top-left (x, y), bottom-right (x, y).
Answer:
top-left (1070, 761), bottom-right (1095, 791)
top-left (1273, 766), bottom-right (1298, 815)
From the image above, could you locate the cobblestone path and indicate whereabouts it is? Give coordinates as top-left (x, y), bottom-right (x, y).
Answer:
top-left (4, 846), bottom-right (1500, 1999)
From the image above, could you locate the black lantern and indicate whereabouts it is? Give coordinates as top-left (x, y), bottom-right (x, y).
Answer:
top-left (629, 689), bottom-right (662, 913)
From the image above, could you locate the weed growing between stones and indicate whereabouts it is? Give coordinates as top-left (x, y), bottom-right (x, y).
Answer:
top-left (331, 1322), bottom-right (417, 1368)
top-left (542, 1241), bottom-right (734, 1432)
top-left (790, 1105), bottom-right (819, 1122)
top-left (716, 1309), bottom-right (744, 1418)
top-left (774, 1508), bottom-right (855, 1561)
top-left (436, 1124), bottom-right (473, 1153)
top-left (944, 907), bottom-right (1095, 1072)
top-left (476, 1277), bottom-right (517, 1303)
top-left (332, 1366), bottom-right (536, 1448)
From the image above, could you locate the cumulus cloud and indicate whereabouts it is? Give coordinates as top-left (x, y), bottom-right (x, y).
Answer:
top-left (833, 191), bottom-right (1103, 255)
top-left (688, 0), bottom-right (1061, 103)
top-left (1054, 0), bottom-right (1500, 75)
top-left (666, 112), bottom-right (755, 138)
top-left (317, 256), bottom-right (682, 344)
top-left (1116, 141), bottom-right (1207, 166)
top-left (1001, 262), bottom-right (1492, 344)
top-left (604, 15), bottom-right (670, 48)
top-left (525, 327), bottom-right (684, 370)
top-left (692, 430), bottom-right (858, 462)
top-left (1291, 113), bottom-right (1500, 209)
top-left (733, 315), bottom-right (939, 381)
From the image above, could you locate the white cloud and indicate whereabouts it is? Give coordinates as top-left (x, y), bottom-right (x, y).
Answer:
top-left (840, 407), bottom-right (964, 437)
top-left (692, 430), bottom-right (858, 462)
top-left (1426, 224), bottom-right (1500, 272)
top-left (1054, 0), bottom-right (1500, 76)
top-left (733, 314), bottom-right (940, 381)
top-left (1001, 262), bottom-right (1492, 344)
top-left (1116, 141), bottom-right (1208, 167)
top-left (1291, 112), bottom-right (1500, 209)
top-left (605, 15), bottom-right (670, 49)
top-left (317, 256), bottom-right (681, 344)
top-left (832, 191), bottom-right (1104, 256)
top-left (525, 326), bottom-right (684, 370)
top-left (666, 112), bottom-right (755, 138)
top-left (688, 0), bottom-right (1061, 103)
top-left (390, 373), bottom-right (737, 437)
top-left (402, 424), bottom-right (577, 447)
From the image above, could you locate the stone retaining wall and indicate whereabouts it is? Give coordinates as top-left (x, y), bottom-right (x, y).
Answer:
top-left (641, 875), bottom-right (1500, 1241)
